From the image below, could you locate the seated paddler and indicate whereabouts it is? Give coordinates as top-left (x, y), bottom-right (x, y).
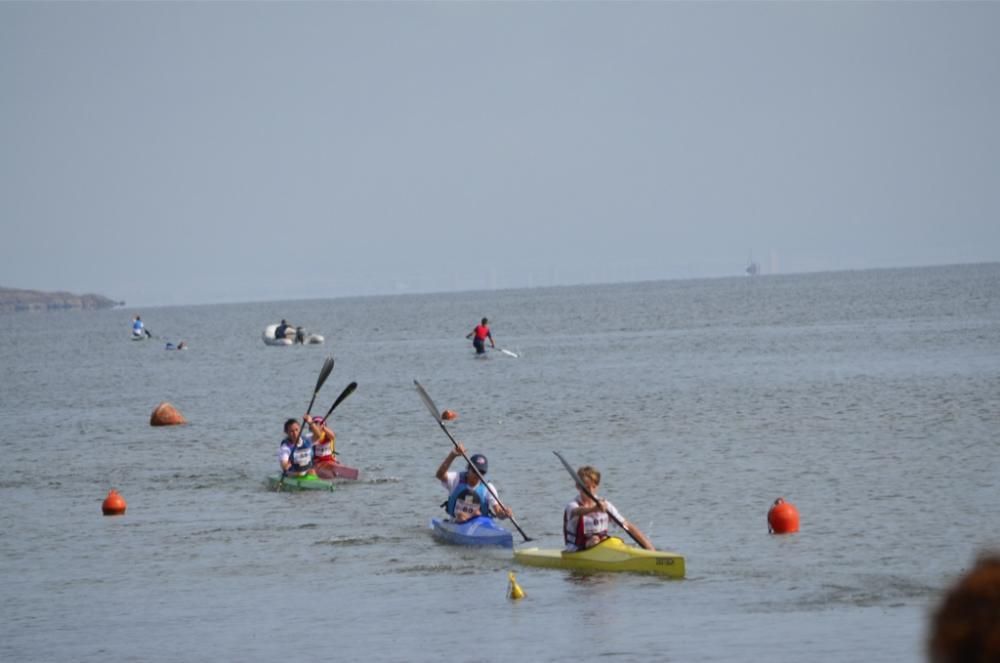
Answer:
top-left (435, 442), bottom-right (512, 523)
top-left (564, 465), bottom-right (654, 551)
top-left (278, 416), bottom-right (323, 477)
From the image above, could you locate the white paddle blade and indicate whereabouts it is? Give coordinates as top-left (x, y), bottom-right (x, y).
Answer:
top-left (499, 348), bottom-right (518, 358)
top-left (413, 380), bottom-right (442, 423)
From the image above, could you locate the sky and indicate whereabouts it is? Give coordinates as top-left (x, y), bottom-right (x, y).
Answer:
top-left (2, 1), bottom-right (998, 307)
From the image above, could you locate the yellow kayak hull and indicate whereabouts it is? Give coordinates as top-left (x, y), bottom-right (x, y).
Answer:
top-left (513, 537), bottom-right (684, 578)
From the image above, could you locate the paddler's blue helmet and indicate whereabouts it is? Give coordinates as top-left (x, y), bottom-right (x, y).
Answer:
top-left (469, 454), bottom-right (488, 475)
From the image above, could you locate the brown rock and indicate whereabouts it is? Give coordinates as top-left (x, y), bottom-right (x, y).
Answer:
top-left (150, 402), bottom-right (186, 426)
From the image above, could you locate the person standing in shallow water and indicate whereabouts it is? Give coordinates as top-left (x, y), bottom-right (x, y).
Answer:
top-left (466, 317), bottom-right (495, 355)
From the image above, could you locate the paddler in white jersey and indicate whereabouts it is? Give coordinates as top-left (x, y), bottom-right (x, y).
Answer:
top-left (564, 465), bottom-right (654, 551)
top-left (435, 442), bottom-right (512, 523)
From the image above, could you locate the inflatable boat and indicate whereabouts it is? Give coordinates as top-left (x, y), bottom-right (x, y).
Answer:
top-left (262, 324), bottom-right (324, 346)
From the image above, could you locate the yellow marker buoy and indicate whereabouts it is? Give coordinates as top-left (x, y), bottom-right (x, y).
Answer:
top-left (507, 571), bottom-right (525, 600)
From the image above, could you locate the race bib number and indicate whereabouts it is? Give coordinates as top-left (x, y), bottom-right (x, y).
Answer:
top-left (583, 511), bottom-right (609, 535)
top-left (292, 447), bottom-right (312, 465)
top-left (455, 495), bottom-right (481, 518)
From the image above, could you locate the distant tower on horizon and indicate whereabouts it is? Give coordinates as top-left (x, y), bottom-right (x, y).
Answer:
top-left (746, 251), bottom-right (760, 276)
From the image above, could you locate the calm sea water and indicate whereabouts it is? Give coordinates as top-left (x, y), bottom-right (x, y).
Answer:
top-left (1, 264), bottom-right (998, 662)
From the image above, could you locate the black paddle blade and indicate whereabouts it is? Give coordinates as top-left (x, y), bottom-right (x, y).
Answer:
top-left (323, 382), bottom-right (358, 420)
top-left (303, 356), bottom-right (335, 421)
top-left (554, 450), bottom-right (598, 503)
top-left (315, 357), bottom-right (335, 392)
top-left (413, 380), bottom-right (442, 423)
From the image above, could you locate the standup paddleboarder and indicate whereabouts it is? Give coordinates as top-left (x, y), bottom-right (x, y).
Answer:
top-left (466, 317), bottom-right (495, 355)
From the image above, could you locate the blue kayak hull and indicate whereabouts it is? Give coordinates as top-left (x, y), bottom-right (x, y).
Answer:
top-left (430, 516), bottom-right (513, 548)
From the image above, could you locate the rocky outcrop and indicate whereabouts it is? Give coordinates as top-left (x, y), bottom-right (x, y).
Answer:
top-left (0, 287), bottom-right (122, 313)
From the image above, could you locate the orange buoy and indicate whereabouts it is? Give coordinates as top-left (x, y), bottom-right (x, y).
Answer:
top-left (768, 497), bottom-right (800, 534)
top-left (102, 489), bottom-right (127, 516)
top-left (441, 409), bottom-right (458, 421)
top-left (150, 401), bottom-right (186, 426)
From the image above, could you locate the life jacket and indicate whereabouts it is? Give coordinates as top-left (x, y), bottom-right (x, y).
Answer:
top-left (564, 501), bottom-right (610, 549)
top-left (473, 324), bottom-right (490, 341)
top-left (282, 434), bottom-right (314, 475)
top-left (446, 472), bottom-right (490, 519)
top-left (132, 320), bottom-right (144, 334)
top-left (312, 429), bottom-right (336, 463)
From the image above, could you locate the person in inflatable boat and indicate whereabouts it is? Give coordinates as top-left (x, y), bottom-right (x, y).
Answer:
top-left (274, 319), bottom-right (293, 341)
top-left (435, 442), bottom-right (512, 523)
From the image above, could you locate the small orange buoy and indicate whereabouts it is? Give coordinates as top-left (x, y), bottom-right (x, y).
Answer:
top-left (150, 401), bottom-right (186, 426)
top-left (768, 497), bottom-right (800, 534)
top-left (441, 409), bottom-right (458, 421)
top-left (102, 489), bottom-right (127, 516)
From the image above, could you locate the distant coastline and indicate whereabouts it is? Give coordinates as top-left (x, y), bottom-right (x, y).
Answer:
top-left (0, 286), bottom-right (123, 313)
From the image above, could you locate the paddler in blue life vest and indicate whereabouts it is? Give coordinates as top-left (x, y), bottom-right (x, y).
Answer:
top-left (278, 416), bottom-right (323, 477)
top-left (435, 442), bottom-right (512, 523)
top-left (564, 465), bottom-right (654, 551)
top-left (132, 315), bottom-right (150, 338)
top-left (465, 317), bottom-right (495, 355)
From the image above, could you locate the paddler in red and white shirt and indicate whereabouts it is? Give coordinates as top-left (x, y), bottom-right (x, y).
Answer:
top-left (564, 465), bottom-right (654, 551)
top-left (465, 317), bottom-right (495, 355)
top-left (308, 415), bottom-right (338, 471)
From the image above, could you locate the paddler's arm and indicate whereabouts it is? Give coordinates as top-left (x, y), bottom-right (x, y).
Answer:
top-left (435, 443), bottom-right (466, 481)
top-left (304, 414), bottom-right (323, 439)
top-left (487, 485), bottom-right (511, 519)
top-left (279, 444), bottom-right (293, 472)
top-left (621, 520), bottom-right (655, 551)
top-left (321, 424), bottom-right (337, 454)
top-left (569, 498), bottom-right (607, 519)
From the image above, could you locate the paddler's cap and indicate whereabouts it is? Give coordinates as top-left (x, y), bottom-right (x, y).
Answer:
top-left (469, 454), bottom-right (488, 475)
top-left (312, 416), bottom-right (324, 425)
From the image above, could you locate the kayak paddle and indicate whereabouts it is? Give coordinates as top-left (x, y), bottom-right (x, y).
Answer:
top-left (414, 379), bottom-right (532, 542)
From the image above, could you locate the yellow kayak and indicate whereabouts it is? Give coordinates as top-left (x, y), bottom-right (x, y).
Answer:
top-left (513, 537), bottom-right (685, 578)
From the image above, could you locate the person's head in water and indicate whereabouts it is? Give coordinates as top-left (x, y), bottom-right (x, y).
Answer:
top-left (481, 318), bottom-right (488, 325)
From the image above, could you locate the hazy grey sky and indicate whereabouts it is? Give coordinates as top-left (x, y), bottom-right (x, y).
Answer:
top-left (2, 1), bottom-right (998, 306)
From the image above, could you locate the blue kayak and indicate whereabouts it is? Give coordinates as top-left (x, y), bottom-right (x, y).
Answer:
top-left (430, 516), bottom-right (514, 548)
